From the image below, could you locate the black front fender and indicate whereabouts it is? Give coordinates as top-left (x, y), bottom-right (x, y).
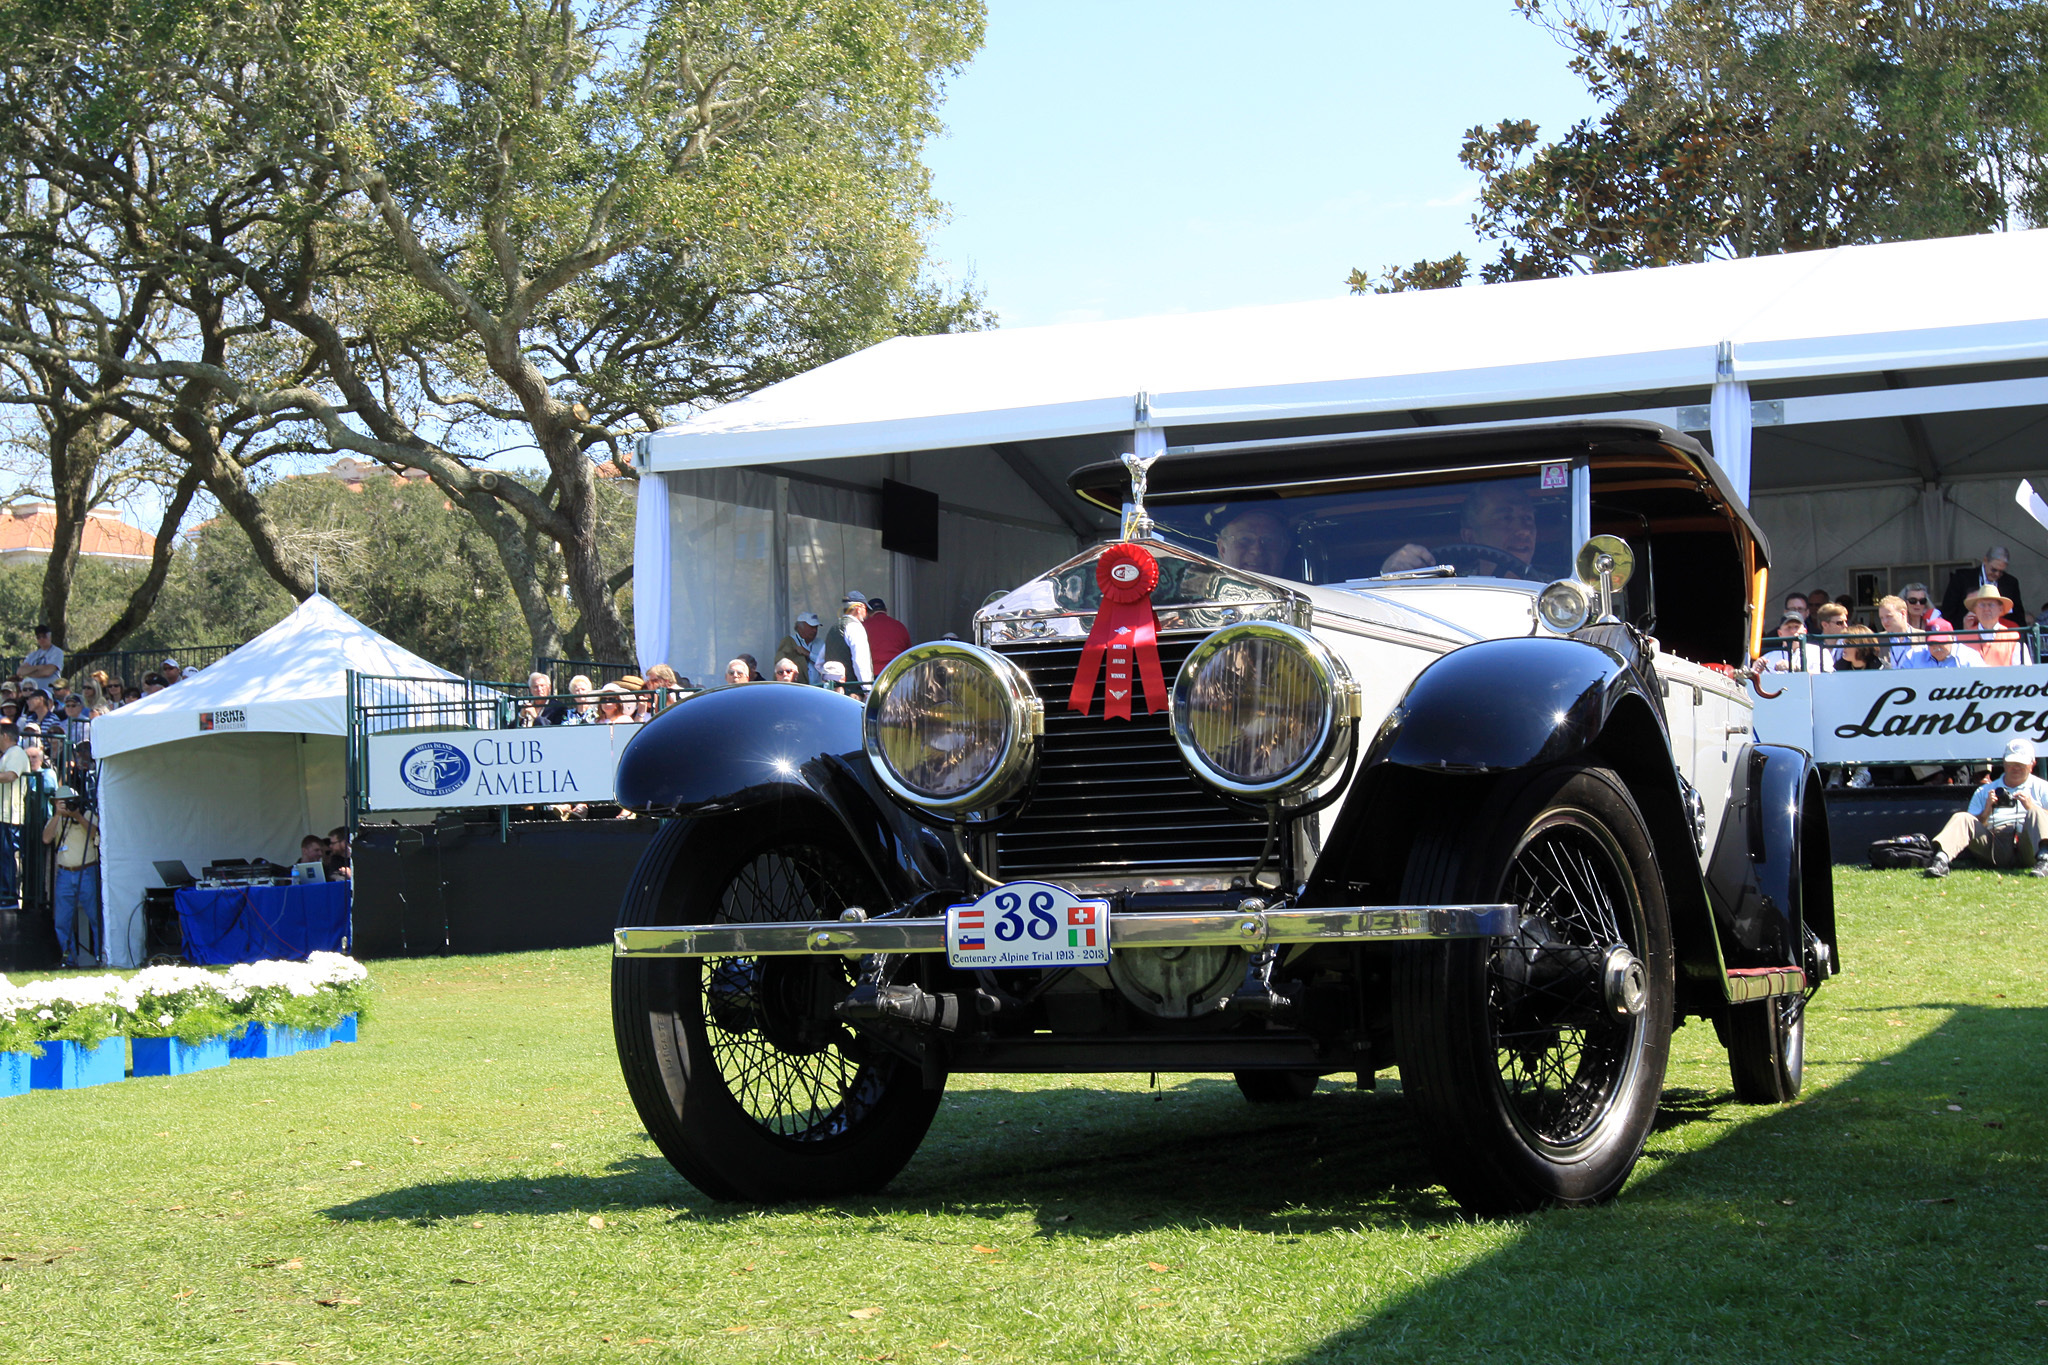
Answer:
top-left (614, 685), bottom-right (959, 909)
top-left (1374, 635), bottom-right (1647, 774)
top-left (1312, 636), bottom-right (1662, 900)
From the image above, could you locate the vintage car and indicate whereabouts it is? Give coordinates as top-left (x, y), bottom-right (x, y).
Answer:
top-left (610, 421), bottom-right (1837, 1214)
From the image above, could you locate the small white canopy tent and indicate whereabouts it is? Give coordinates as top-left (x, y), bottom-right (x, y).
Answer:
top-left (91, 596), bottom-right (462, 966)
top-left (634, 230), bottom-right (2048, 675)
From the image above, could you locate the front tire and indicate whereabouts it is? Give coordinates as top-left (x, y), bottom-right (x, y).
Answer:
top-left (1392, 765), bottom-right (1674, 1214)
top-left (612, 813), bottom-right (943, 1201)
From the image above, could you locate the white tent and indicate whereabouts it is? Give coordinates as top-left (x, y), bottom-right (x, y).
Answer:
top-left (91, 596), bottom-right (463, 966)
top-left (634, 230), bottom-right (2048, 674)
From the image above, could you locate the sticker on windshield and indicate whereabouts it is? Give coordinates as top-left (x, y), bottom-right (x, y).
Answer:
top-left (1540, 462), bottom-right (1570, 490)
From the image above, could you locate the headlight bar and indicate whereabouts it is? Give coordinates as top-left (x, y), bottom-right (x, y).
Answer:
top-left (615, 902), bottom-right (1517, 958)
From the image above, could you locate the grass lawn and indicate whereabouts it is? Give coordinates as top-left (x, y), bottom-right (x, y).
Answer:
top-left (1, 866), bottom-right (2044, 1363)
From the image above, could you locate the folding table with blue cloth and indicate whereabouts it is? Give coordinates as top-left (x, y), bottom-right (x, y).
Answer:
top-left (175, 882), bottom-right (351, 964)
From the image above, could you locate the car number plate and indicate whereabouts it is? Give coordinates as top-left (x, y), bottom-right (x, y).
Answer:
top-left (945, 881), bottom-right (1111, 970)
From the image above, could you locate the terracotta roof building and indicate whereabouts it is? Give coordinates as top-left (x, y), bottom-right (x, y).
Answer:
top-left (0, 502), bottom-right (156, 567)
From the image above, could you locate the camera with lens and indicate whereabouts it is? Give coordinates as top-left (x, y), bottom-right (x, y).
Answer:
top-left (1991, 786), bottom-right (2017, 807)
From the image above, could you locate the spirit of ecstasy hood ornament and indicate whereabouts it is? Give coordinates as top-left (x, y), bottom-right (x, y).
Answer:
top-left (1121, 399), bottom-right (1166, 541)
top-left (1120, 449), bottom-right (1162, 540)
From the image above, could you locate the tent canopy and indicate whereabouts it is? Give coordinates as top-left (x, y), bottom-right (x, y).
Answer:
top-left (635, 231), bottom-right (2048, 678)
top-left (94, 596), bottom-right (459, 967)
top-left (644, 230), bottom-right (2048, 473)
top-left (93, 595), bottom-right (458, 759)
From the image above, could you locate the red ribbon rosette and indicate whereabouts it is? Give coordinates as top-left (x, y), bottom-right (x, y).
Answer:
top-left (1068, 543), bottom-right (1166, 720)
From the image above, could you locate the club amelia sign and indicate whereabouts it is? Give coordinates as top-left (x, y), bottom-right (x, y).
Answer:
top-left (362, 724), bottom-right (641, 811)
top-left (1752, 664), bottom-right (2048, 764)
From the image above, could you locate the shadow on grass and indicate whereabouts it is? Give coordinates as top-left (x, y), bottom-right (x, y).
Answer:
top-left (1281, 1003), bottom-right (2048, 1361)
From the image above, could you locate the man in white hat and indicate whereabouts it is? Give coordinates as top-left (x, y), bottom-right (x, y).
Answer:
top-left (772, 612), bottom-right (826, 685)
top-left (1927, 738), bottom-right (2048, 878)
top-left (1960, 584), bottom-right (2033, 665)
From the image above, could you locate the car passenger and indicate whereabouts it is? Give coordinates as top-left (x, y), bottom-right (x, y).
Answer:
top-left (1213, 508), bottom-right (1295, 577)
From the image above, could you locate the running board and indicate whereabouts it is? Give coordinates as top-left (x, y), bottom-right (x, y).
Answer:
top-left (1725, 966), bottom-right (1806, 1003)
top-left (614, 903), bottom-right (1516, 958)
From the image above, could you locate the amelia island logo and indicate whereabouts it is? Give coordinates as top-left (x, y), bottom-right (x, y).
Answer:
top-left (399, 741), bottom-right (471, 797)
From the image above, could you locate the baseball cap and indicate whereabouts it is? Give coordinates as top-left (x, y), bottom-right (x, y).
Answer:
top-left (53, 785), bottom-right (78, 800)
top-left (820, 661), bottom-right (847, 681)
top-left (795, 611), bottom-right (822, 627)
top-left (161, 657), bottom-right (181, 669)
top-left (2007, 737), bottom-right (2038, 766)
top-left (1777, 612), bottom-right (1806, 627)
top-left (842, 590), bottom-right (869, 606)
top-left (867, 597), bottom-right (887, 613)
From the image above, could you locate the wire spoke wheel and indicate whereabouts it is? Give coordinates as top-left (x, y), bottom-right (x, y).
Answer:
top-left (1488, 813), bottom-right (1645, 1153)
top-left (698, 848), bottom-right (887, 1141)
top-left (613, 815), bottom-right (944, 1202)
top-left (1393, 765), bottom-right (1673, 1214)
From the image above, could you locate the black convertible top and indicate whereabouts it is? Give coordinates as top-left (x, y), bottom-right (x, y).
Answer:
top-left (1069, 420), bottom-right (1770, 567)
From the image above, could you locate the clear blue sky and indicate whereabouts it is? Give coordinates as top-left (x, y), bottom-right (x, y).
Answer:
top-left (922, 0), bottom-right (1599, 328)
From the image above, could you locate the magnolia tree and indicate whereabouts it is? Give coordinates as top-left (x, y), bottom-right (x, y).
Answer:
top-left (0, 0), bottom-right (987, 664)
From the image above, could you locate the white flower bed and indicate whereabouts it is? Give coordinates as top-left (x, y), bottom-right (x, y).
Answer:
top-left (0, 955), bottom-right (372, 1054)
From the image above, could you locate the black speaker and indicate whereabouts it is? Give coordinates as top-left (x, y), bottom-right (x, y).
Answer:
top-left (881, 478), bottom-right (939, 561)
top-left (143, 888), bottom-right (184, 962)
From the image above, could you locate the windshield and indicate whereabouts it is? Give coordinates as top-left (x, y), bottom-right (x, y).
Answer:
top-left (1147, 467), bottom-right (1576, 586)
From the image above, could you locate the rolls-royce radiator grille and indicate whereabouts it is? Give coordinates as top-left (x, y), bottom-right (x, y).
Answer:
top-left (990, 636), bottom-right (1269, 879)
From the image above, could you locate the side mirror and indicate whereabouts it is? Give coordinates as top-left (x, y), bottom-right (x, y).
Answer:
top-left (1573, 535), bottom-right (1635, 624)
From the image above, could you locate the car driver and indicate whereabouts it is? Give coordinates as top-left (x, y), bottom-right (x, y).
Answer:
top-left (1380, 483), bottom-right (1542, 579)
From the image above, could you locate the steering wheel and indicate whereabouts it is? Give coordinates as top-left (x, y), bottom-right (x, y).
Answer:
top-left (1429, 542), bottom-right (1535, 580)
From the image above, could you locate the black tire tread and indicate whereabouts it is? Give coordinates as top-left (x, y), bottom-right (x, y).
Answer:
top-left (1391, 765), bottom-right (1675, 1215)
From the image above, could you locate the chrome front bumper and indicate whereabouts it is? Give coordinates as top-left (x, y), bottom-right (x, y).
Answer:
top-left (613, 903), bottom-right (1517, 958)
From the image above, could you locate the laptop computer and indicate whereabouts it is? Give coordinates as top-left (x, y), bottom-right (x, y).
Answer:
top-left (153, 859), bottom-right (197, 888)
top-left (291, 860), bottom-right (327, 884)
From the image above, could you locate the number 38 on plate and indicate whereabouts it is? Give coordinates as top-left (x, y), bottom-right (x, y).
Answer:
top-left (945, 881), bottom-right (1112, 969)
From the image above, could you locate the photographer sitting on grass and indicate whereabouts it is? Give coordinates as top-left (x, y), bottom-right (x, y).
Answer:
top-left (1927, 738), bottom-right (2048, 879)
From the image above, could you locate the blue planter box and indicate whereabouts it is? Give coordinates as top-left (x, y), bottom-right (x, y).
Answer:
top-left (30, 1038), bottom-right (126, 1090)
top-left (331, 1014), bottom-right (358, 1043)
top-left (132, 1034), bottom-right (231, 1077)
top-left (1, 1049), bottom-right (30, 1098)
top-left (229, 1022), bottom-right (329, 1060)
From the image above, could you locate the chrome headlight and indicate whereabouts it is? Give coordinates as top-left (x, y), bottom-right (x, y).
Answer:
top-left (1536, 578), bottom-right (1592, 633)
top-left (864, 642), bottom-right (1041, 814)
top-left (1169, 623), bottom-right (1358, 799)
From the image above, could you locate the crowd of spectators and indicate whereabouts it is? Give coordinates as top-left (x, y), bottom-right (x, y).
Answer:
top-left (1762, 548), bottom-right (2041, 673)
top-left (762, 589), bottom-right (910, 693)
top-left (0, 629), bottom-right (199, 960)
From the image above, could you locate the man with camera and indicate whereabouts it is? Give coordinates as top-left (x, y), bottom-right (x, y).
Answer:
top-left (41, 786), bottom-right (99, 967)
top-left (1927, 738), bottom-right (2048, 878)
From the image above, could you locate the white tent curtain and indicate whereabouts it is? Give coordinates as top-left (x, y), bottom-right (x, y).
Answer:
top-left (1709, 343), bottom-right (1753, 504)
top-left (663, 468), bottom-right (777, 685)
top-left (633, 468), bottom-right (672, 671)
